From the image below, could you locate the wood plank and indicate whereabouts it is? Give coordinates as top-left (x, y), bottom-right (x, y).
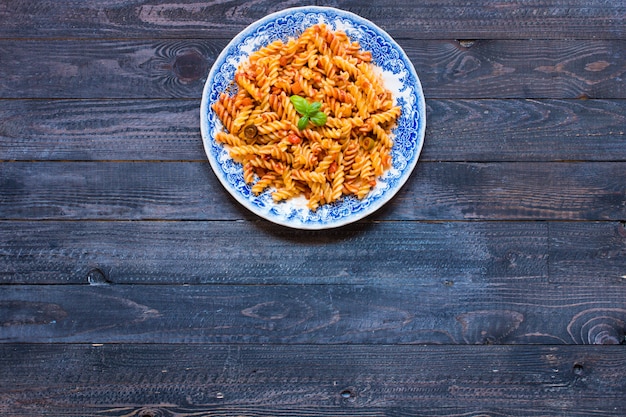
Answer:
top-left (0, 0), bottom-right (623, 40)
top-left (0, 39), bottom-right (227, 99)
top-left (0, 220), bottom-right (548, 285)
top-left (2, 282), bottom-right (624, 344)
top-left (0, 0), bottom-right (316, 40)
top-left (393, 161), bottom-right (626, 221)
top-left (1, 343), bottom-right (624, 416)
top-left (0, 99), bottom-right (204, 161)
top-left (422, 98), bottom-right (626, 162)
top-left (1, 39), bottom-right (624, 99)
top-left (2, 99), bottom-right (625, 162)
top-left (411, 39), bottom-right (626, 99)
top-left (0, 161), bottom-right (236, 220)
top-left (1, 162), bottom-right (624, 221)
top-left (1, 221), bottom-right (623, 286)
top-left (330, 0), bottom-right (626, 40)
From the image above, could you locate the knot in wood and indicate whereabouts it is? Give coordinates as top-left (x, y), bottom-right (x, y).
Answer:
top-left (173, 50), bottom-right (207, 82)
top-left (566, 308), bottom-right (626, 344)
top-left (457, 39), bottom-right (476, 48)
top-left (137, 407), bottom-right (162, 417)
top-left (573, 363), bottom-right (584, 376)
top-left (87, 268), bottom-right (110, 285)
top-left (340, 387), bottom-right (357, 402)
top-left (589, 324), bottom-right (622, 345)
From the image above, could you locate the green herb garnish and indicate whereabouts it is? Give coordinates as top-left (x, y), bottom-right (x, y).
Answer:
top-left (290, 95), bottom-right (327, 130)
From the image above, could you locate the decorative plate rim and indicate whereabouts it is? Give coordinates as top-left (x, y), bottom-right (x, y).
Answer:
top-left (200, 6), bottom-right (426, 229)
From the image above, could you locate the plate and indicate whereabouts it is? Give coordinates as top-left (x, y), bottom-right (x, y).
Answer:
top-left (200, 6), bottom-right (426, 229)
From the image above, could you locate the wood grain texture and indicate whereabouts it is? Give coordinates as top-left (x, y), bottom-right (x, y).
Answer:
top-left (1, 39), bottom-right (624, 99)
top-left (0, 0), bottom-right (624, 40)
top-left (0, 220), bottom-right (548, 285)
top-left (549, 221), bottom-right (626, 285)
top-left (1, 2), bottom-right (625, 416)
top-left (422, 98), bottom-right (626, 162)
top-left (393, 161), bottom-right (626, 221)
top-left (327, 0), bottom-right (626, 40)
top-left (1, 221), bottom-right (624, 286)
top-left (410, 39), bottom-right (626, 99)
top-left (0, 99), bottom-right (204, 161)
top-left (1, 283), bottom-right (624, 344)
top-left (0, 0), bottom-right (317, 40)
top-left (1, 343), bottom-right (625, 416)
top-left (2, 99), bottom-right (625, 162)
top-left (0, 39), bottom-right (225, 99)
top-left (1, 162), bottom-right (624, 221)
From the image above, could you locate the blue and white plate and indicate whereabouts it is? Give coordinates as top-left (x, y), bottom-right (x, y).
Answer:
top-left (200, 6), bottom-right (425, 229)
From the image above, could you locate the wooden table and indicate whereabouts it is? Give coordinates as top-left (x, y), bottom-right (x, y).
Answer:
top-left (1, 1), bottom-right (625, 416)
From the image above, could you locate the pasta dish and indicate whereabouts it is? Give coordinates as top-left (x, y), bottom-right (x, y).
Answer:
top-left (212, 23), bottom-right (401, 210)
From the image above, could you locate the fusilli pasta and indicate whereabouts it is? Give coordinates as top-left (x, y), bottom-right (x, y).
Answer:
top-left (212, 23), bottom-right (401, 210)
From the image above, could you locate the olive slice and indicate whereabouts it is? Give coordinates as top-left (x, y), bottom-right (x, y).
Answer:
top-left (244, 124), bottom-right (258, 139)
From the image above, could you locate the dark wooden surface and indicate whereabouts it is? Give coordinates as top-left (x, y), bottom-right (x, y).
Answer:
top-left (1, 1), bottom-right (625, 416)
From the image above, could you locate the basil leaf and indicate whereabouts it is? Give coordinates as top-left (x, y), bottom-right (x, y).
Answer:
top-left (297, 115), bottom-right (309, 130)
top-left (307, 101), bottom-right (322, 114)
top-left (290, 95), bottom-right (309, 115)
top-left (310, 111), bottom-right (327, 127)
